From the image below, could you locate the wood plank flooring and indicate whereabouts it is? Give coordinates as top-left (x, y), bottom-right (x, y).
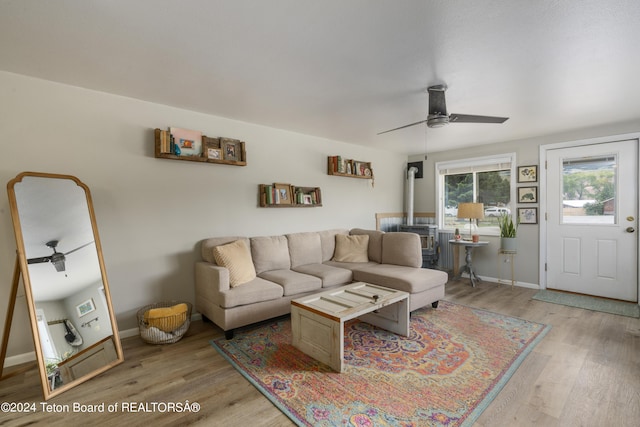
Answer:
top-left (1, 279), bottom-right (639, 426)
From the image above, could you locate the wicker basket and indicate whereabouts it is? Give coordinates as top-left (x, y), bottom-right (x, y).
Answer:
top-left (137, 301), bottom-right (192, 344)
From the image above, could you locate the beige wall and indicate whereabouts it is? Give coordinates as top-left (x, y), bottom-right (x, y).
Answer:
top-left (409, 122), bottom-right (640, 286)
top-left (2, 70), bottom-right (639, 360)
top-left (0, 71), bottom-right (407, 358)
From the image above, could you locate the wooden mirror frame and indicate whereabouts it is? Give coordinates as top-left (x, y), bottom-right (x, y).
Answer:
top-left (1, 172), bottom-right (123, 400)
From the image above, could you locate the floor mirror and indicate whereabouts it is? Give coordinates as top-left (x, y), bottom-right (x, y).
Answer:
top-left (1, 172), bottom-right (123, 400)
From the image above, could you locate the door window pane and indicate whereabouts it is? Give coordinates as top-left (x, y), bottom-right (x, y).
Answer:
top-left (562, 156), bottom-right (616, 224)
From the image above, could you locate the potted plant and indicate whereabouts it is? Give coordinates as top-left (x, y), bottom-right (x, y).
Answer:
top-left (497, 213), bottom-right (518, 252)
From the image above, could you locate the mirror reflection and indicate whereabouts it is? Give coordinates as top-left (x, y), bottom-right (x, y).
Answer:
top-left (8, 173), bottom-right (122, 398)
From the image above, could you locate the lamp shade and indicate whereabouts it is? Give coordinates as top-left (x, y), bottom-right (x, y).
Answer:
top-left (457, 202), bottom-right (484, 220)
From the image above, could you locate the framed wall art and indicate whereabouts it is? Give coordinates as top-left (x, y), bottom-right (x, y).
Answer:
top-left (518, 207), bottom-right (538, 224)
top-left (76, 298), bottom-right (96, 317)
top-left (518, 186), bottom-right (538, 203)
top-left (517, 165), bottom-right (538, 183)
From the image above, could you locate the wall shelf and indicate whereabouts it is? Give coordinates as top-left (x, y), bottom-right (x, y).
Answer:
top-left (327, 155), bottom-right (373, 180)
top-left (154, 128), bottom-right (246, 166)
top-left (259, 184), bottom-right (322, 208)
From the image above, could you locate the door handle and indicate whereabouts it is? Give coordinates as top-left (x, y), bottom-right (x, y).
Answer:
top-left (626, 227), bottom-right (635, 233)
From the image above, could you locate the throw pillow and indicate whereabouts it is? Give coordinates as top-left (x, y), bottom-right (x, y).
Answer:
top-left (333, 234), bottom-right (369, 262)
top-left (144, 303), bottom-right (188, 332)
top-left (213, 239), bottom-right (257, 287)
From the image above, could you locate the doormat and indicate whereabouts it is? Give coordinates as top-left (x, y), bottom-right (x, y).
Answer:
top-left (210, 301), bottom-right (550, 426)
top-left (533, 290), bottom-right (640, 318)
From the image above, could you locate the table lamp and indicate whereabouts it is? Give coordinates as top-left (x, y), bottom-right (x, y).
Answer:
top-left (457, 202), bottom-right (484, 241)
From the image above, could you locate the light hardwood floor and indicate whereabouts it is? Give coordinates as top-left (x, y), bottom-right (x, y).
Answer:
top-left (1, 279), bottom-right (639, 426)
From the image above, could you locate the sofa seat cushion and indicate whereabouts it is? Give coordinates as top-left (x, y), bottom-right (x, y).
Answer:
top-left (292, 264), bottom-right (353, 287)
top-left (219, 277), bottom-right (284, 309)
top-left (258, 269), bottom-right (322, 296)
top-left (352, 264), bottom-right (448, 294)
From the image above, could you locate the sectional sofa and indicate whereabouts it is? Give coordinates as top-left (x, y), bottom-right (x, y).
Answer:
top-left (195, 228), bottom-right (448, 338)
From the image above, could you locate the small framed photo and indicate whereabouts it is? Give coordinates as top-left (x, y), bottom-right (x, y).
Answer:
top-left (207, 148), bottom-right (222, 160)
top-left (518, 207), bottom-right (538, 224)
top-left (221, 138), bottom-right (242, 162)
top-left (169, 127), bottom-right (202, 156)
top-left (518, 186), bottom-right (538, 203)
top-left (274, 183), bottom-right (293, 205)
top-left (303, 194), bottom-right (312, 205)
top-left (76, 298), bottom-right (96, 317)
top-left (203, 136), bottom-right (220, 159)
top-left (517, 165), bottom-right (537, 183)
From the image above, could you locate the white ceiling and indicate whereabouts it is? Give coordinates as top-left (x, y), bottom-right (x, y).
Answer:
top-left (1, 0), bottom-right (640, 154)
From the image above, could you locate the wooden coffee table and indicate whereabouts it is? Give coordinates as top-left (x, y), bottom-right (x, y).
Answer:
top-left (291, 282), bottom-right (409, 372)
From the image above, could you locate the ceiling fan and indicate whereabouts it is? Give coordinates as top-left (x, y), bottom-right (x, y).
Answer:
top-left (27, 240), bottom-right (93, 272)
top-left (378, 84), bottom-right (509, 135)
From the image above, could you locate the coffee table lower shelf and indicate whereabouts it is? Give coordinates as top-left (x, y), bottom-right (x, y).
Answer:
top-left (290, 282), bottom-right (409, 372)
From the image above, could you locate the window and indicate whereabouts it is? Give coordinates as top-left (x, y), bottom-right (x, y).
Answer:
top-left (436, 153), bottom-right (516, 235)
top-left (562, 155), bottom-right (616, 225)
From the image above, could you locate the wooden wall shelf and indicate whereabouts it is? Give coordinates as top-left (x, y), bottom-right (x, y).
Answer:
top-left (327, 156), bottom-right (373, 180)
top-left (154, 128), bottom-right (246, 166)
top-left (259, 184), bottom-right (322, 208)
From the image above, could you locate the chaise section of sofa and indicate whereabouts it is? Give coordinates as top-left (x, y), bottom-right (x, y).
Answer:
top-left (195, 228), bottom-right (447, 338)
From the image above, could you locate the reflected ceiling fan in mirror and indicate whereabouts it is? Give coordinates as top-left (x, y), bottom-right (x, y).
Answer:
top-left (27, 240), bottom-right (93, 272)
top-left (377, 84), bottom-right (509, 135)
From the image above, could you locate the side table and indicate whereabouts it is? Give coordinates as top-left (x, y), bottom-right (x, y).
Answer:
top-left (449, 240), bottom-right (489, 287)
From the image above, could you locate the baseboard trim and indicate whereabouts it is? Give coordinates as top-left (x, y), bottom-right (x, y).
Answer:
top-left (455, 273), bottom-right (539, 290)
top-left (4, 351), bottom-right (36, 368)
top-left (3, 313), bottom-right (202, 367)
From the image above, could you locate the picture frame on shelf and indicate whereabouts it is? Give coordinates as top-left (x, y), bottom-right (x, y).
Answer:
top-left (517, 165), bottom-right (538, 183)
top-left (518, 207), bottom-right (538, 224)
top-left (518, 186), bottom-right (538, 203)
top-left (274, 183), bottom-right (293, 205)
top-left (76, 298), bottom-right (96, 317)
top-left (207, 148), bottom-right (222, 160)
top-left (170, 127), bottom-right (202, 157)
top-left (303, 194), bottom-right (312, 205)
top-left (203, 136), bottom-right (220, 158)
top-left (221, 138), bottom-right (242, 162)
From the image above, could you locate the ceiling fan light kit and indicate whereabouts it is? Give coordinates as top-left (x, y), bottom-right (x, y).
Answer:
top-left (378, 84), bottom-right (509, 135)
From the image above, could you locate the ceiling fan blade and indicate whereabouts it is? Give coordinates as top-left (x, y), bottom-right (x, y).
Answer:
top-left (64, 241), bottom-right (94, 256)
top-left (449, 113), bottom-right (509, 124)
top-left (27, 256), bottom-right (52, 264)
top-left (377, 119), bottom-right (428, 135)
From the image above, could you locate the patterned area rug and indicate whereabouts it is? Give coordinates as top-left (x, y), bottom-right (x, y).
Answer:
top-left (533, 290), bottom-right (640, 318)
top-left (210, 301), bottom-right (550, 426)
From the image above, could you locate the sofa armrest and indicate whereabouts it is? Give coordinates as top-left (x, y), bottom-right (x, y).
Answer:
top-left (381, 232), bottom-right (422, 268)
top-left (195, 261), bottom-right (230, 306)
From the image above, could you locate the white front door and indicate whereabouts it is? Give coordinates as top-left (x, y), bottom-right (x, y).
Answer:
top-left (546, 139), bottom-right (638, 301)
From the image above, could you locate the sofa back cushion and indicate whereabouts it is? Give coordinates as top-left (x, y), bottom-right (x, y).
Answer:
top-left (381, 232), bottom-right (422, 267)
top-left (318, 229), bottom-right (349, 262)
top-left (250, 235), bottom-right (291, 274)
top-left (350, 228), bottom-right (384, 263)
top-left (201, 236), bottom-right (249, 263)
top-left (333, 234), bottom-right (370, 262)
top-left (286, 232), bottom-right (322, 267)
